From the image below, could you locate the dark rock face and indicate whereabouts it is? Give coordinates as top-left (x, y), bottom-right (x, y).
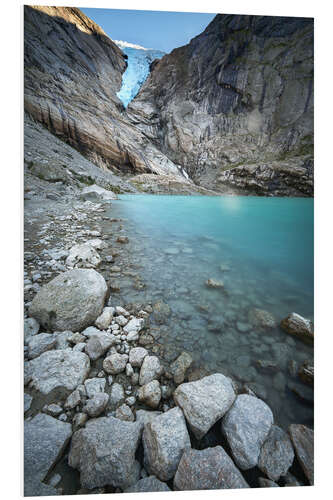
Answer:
top-left (24, 6), bottom-right (183, 178)
top-left (128, 14), bottom-right (314, 195)
top-left (289, 424), bottom-right (314, 485)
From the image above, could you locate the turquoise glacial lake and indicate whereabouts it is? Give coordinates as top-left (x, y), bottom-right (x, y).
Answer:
top-left (108, 194), bottom-right (314, 429)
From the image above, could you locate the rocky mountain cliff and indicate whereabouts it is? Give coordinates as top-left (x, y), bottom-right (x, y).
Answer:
top-left (24, 5), bottom-right (184, 178)
top-left (128, 14), bottom-right (314, 195)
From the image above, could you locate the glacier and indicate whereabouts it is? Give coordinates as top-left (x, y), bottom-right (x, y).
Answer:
top-left (114, 40), bottom-right (165, 108)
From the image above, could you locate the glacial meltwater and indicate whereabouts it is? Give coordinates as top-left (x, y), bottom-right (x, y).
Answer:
top-left (107, 195), bottom-right (314, 429)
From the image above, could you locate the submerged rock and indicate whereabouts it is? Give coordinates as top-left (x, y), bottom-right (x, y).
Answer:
top-left (174, 446), bottom-right (249, 490)
top-left (280, 312), bottom-right (314, 344)
top-left (143, 407), bottom-right (191, 481)
top-left (170, 351), bottom-right (193, 384)
top-left (24, 413), bottom-right (72, 496)
top-left (248, 308), bottom-right (277, 329)
top-left (69, 416), bottom-right (142, 489)
top-left (298, 361), bottom-right (314, 385)
top-left (174, 373), bottom-right (236, 439)
top-left (29, 269), bottom-right (107, 332)
top-left (205, 278), bottom-right (224, 289)
top-left (152, 301), bottom-right (171, 324)
top-left (221, 394), bottom-right (274, 470)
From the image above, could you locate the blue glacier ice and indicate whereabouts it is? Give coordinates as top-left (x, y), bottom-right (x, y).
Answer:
top-left (114, 40), bottom-right (165, 108)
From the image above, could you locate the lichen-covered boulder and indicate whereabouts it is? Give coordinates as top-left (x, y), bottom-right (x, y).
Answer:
top-left (29, 269), bottom-right (107, 332)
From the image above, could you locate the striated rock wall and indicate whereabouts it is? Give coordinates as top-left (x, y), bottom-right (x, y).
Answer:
top-left (24, 6), bottom-right (184, 178)
top-left (128, 14), bottom-right (314, 195)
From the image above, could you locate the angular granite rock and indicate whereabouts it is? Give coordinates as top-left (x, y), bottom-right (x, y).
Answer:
top-left (68, 416), bottom-right (142, 489)
top-left (85, 332), bottom-right (116, 361)
top-left (24, 317), bottom-right (40, 345)
top-left (174, 373), bottom-right (236, 439)
top-left (29, 269), bottom-right (107, 332)
top-left (24, 413), bottom-right (72, 496)
top-left (95, 307), bottom-right (114, 330)
top-left (103, 353), bottom-right (128, 374)
top-left (258, 425), bottom-right (294, 481)
top-left (27, 333), bottom-right (57, 360)
top-left (28, 349), bottom-right (90, 396)
top-left (84, 377), bottom-right (106, 398)
top-left (222, 394), bottom-right (274, 470)
top-left (139, 355), bottom-right (163, 385)
top-left (289, 424), bottom-right (314, 485)
top-left (174, 446), bottom-right (249, 490)
top-left (129, 347), bottom-right (148, 367)
top-left (143, 407), bottom-right (191, 481)
top-left (135, 409), bottom-right (162, 426)
top-left (138, 380), bottom-right (161, 409)
top-left (124, 476), bottom-right (171, 493)
top-left (66, 243), bottom-right (101, 269)
top-left (280, 313), bottom-right (314, 344)
top-left (83, 392), bottom-right (109, 417)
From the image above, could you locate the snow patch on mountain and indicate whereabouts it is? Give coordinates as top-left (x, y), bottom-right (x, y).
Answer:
top-left (114, 40), bottom-right (165, 108)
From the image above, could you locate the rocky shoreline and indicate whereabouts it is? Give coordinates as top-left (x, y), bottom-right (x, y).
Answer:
top-left (24, 179), bottom-right (314, 495)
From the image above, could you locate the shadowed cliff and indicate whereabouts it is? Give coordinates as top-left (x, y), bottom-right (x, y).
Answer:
top-left (128, 14), bottom-right (314, 196)
top-left (24, 5), bottom-right (183, 177)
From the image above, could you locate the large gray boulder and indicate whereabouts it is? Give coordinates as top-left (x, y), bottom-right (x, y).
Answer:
top-left (80, 184), bottom-right (118, 201)
top-left (24, 413), bottom-right (72, 496)
top-left (143, 407), bottom-right (191, 481)
top-left (289, 424), bottom-right (314, 485)
top-left (174, 446), bottom-right (249, 490)
top-left (28, 349), bottom-right (90, 396)
top-left (221, 394), bottom-right (274, 470)
top-left (124, 476), bottom-right (171, 493)
top-left (68, 416), bottom-right (142, 489)
top-left (174, 373), bottom-right (236, 439)
top-left (258, 425), bottom-right (294, 481)
top-left (29, 269), bottom-right (107, 332)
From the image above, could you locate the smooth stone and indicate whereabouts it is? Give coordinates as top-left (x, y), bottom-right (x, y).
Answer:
top-left (24, 413), bottom-right (72, 496)
top-left (139, 356), bottom-right (163, 385)
top-left (222, 394), bottom-right (274, 470)
top-left (258, 425), bottom-right (295, 481)
top-left (174, 373), bottom-right (236, 439)
top-left (174, 446), bottom-right (249, 490)
top-left (68, 416), bottom-right (142, 489)
top-left (143, 407), bottom-right (191, 481)
top-left (29, 269), bottom-right (107, 332)
top-left (288, 424), bottom-right (314, 485)
top-left (28, 350), bottom-right (90, 396)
